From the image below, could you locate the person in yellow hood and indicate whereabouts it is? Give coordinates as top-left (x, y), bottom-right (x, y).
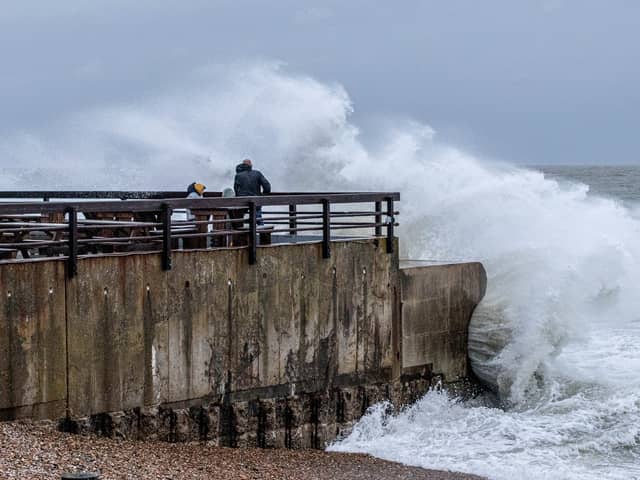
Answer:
top-left (186, 182), bottom-right (206, 221)
top-left (186, 182), bottom-right (206, 198)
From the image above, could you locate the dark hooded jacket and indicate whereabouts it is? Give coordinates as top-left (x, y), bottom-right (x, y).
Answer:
top-left (234, 163), bottom-right (271, 196)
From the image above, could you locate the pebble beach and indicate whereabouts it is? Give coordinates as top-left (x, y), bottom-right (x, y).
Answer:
top-left (0, 421), bottom-right (485, 480)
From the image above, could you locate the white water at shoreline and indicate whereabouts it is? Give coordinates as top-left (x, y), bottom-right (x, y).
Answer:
top-left (2, 63), bottom-right (639, 479)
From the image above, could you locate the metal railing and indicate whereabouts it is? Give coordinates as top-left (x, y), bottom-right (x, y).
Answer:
top-left (0, 191), bottom-right (400, 276)
top-left (0, 190), bottom-right (221, 200)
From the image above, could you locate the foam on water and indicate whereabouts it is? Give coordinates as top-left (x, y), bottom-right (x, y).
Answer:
top-left (2, 63), bottom-right (639, 480)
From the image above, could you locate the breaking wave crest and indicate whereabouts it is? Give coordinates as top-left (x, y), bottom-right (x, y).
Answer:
top-left (2, 62), bottom-right (640, 479)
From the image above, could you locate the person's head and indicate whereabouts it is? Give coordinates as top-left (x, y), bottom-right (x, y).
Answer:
top-left (242, 158), bottom-right (252, 168)
top-left (187, 182), bottom-right (206, 196)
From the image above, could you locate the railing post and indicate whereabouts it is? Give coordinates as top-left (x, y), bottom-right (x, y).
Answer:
top-left (65, 207), bottom-right (77, 279)
top-left (289, 204), bottom-right (297, 234)
top-left (248, 201), bottom-right (257, 265)
top-left (161, 203), bottom-right (172, 271)
top-left (322, 199), bottom-right (331, 259)
top-left (375, 200), bottom-right (382, 237)
top-left (386, 197), bottom-right (394, 254)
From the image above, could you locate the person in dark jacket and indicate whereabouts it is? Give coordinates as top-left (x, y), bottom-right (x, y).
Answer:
top-left (234, 159), bottom-right (271, 226)
top-left (233, 159), bottom-right (271, 197)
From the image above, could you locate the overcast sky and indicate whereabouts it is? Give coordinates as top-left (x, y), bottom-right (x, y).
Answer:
top-left (1, 0), bottom-right (639, 165)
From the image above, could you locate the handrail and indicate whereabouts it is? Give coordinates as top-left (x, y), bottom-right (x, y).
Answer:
top-left (0, 190), bottom-right (396, 200)
top-left (0, 191), bottom-right (202, 200)
top-left (0, 193), bottom-right (400, 215)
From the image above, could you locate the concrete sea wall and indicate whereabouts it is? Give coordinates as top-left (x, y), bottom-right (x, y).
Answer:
top-left (0, 240), bottom-right (486, 447)
top-left (401, 262), bottom-right (487, 382)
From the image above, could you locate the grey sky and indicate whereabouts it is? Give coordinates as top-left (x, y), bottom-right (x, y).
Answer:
top-left (1, 0), bottom-right (639, 164)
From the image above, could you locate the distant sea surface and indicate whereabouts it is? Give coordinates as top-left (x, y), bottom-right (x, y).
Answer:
top-left (538, 165), bottom-right (640, 204)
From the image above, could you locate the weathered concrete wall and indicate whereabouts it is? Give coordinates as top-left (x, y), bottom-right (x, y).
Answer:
top-left (64, 240), bottom-right (397, 420)
top-left (0, 241), bottom-right (486, 447)
top-left (400, 262), bottom-right (487, 382)
top-left (0, 261), bottom-right (67, 421)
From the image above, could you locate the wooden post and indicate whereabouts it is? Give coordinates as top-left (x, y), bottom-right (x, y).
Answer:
top-left (375, 200), bottom-right (382, 237)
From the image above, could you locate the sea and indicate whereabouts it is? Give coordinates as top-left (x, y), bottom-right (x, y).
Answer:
top-left (330, 165), bottom-right (640, 480)
top-left (541, 166), bottom-right (640, 205)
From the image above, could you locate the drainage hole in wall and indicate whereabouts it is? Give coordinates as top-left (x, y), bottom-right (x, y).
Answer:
top-left (185, 280), bottom-right (190, 289)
